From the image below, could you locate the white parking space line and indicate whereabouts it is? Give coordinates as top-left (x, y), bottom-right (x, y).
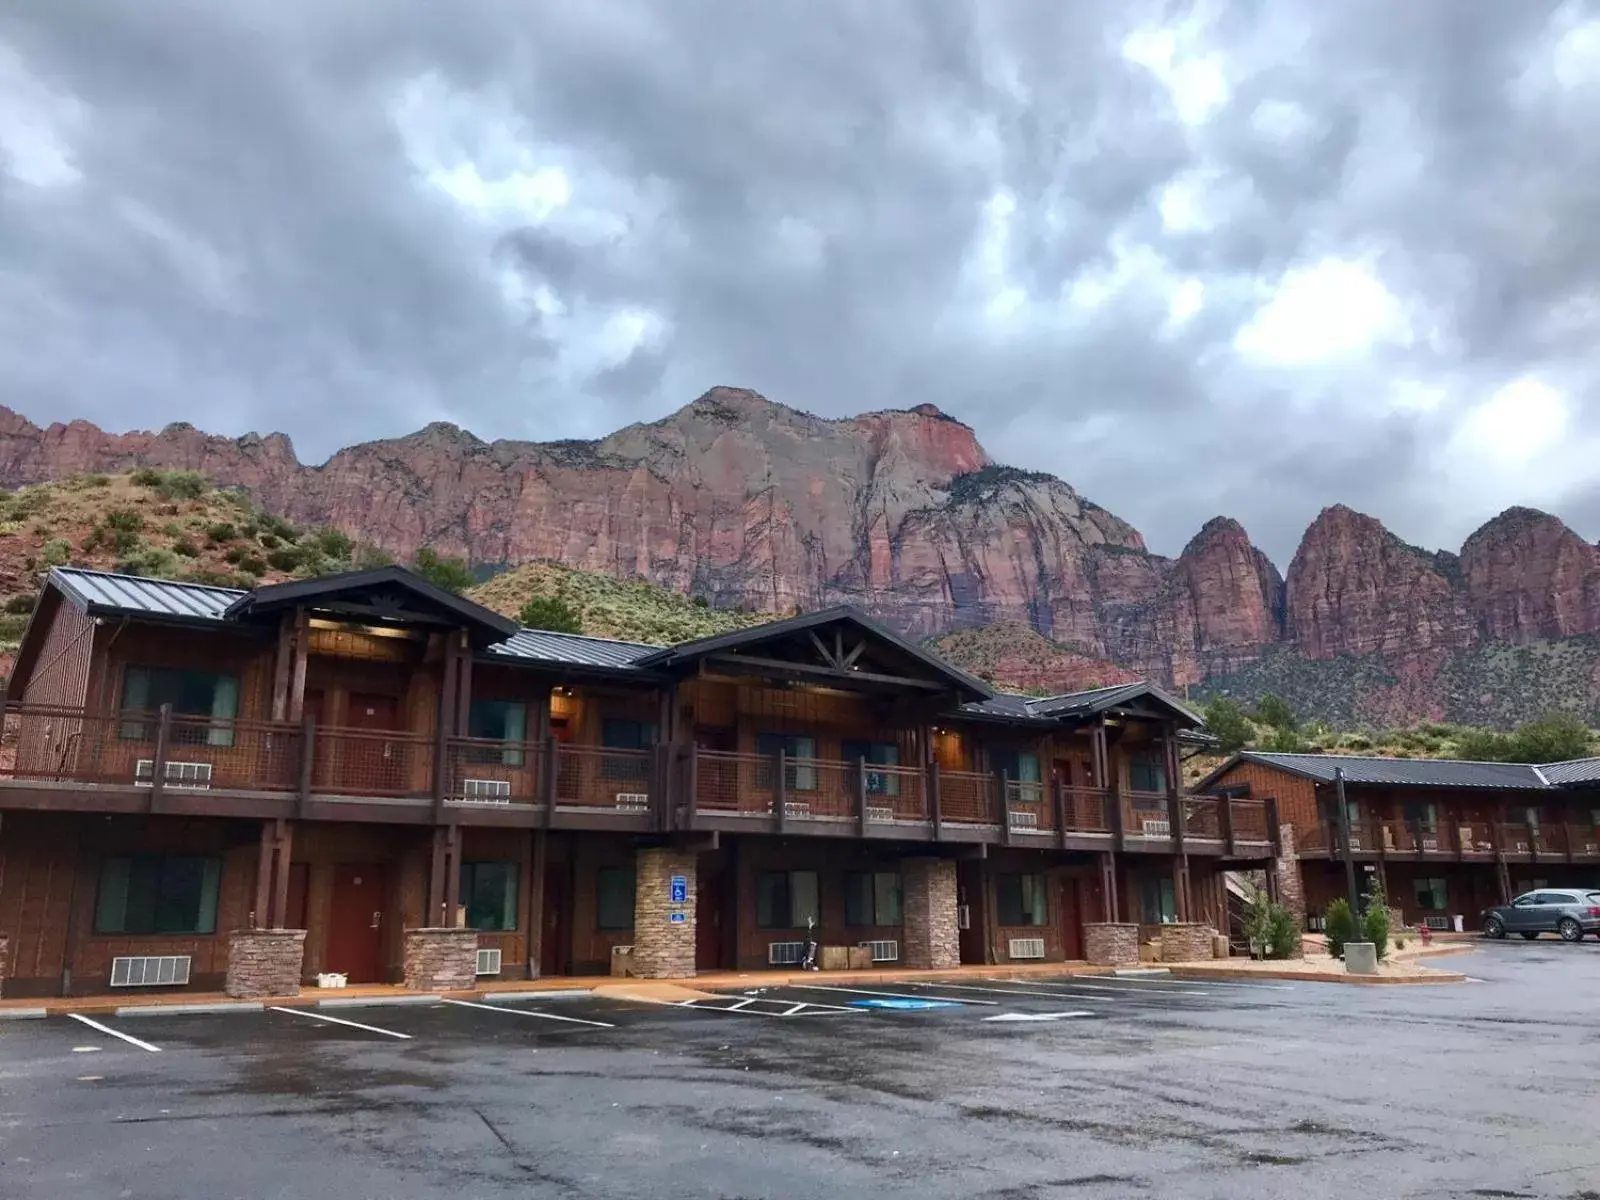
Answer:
top-left (984, 979), bottom-right (1212, 998)
top-left (981, 1011), bottom-right (1095, 1023)
top-left (268, 1006), bottom-right (412, 1040)
top-left (67, 1013), bottom-right (162, 1053)
top-left (1085, 976), bottom-right (1296, 992)
top-left (439, 998), bottom-right (615, 1028)
top-left (677, 997), bottom-right (857, 1017)
top-left (917, 982), bottom-right (1112, 1002)
top-left (790, 985), bottom-right (1000, 1006)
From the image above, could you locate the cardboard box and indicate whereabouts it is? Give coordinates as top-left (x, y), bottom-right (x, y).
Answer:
top-left (847, 946), bottom-right (872, 970)
top-left (820, 945), bottom-right (852, 972)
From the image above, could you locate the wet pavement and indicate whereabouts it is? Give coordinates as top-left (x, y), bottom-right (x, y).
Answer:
top-left (3, 942), bottom-right (1600, 1199)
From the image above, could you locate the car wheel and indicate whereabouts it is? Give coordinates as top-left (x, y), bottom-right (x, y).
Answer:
top-left (1520, 932), bottom-right (1540, 940)
top-left (1558, 917), bottom-right (1583, 942)
top-left (1484, 915), bottom-right (1506, 939)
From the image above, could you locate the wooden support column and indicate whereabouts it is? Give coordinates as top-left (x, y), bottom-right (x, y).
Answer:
top-left (774, 748), bottom-right (787, 831)
top-left (928, 759), bottom-right (943, 841)
top-left (855, 755), bottom-right (869, 836)
top-left (427, 826), bottom-right (448, 926)
top-left (1000, 771), bottom-right (1014, 846)
top-left (527, 830), bottom-right (547, 977)
top-left (455, 634), bottom-right (474, 736)
top-left (254, 820), bottom-right (275, 928)
top-left (270, 819), bottom-right (293, 929)
top-left (1100, 851), bottom-right (1119, 923)
top-left (1054, 775), bottom-right (1068, 850)
top-left (271, 614), bottom-right (294, 721)
top-left (287, 607), bottom-right (310, 722)
top-left (541, 735), bottom-right (559, 827)
top-left (1220, 794), bottom-right (1236, 857)
top-left (296, 715), bottom-right (316, 818)
top-left (148, 704), bottom-right (172, 814)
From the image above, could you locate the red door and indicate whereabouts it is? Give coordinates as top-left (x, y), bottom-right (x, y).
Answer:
top-left (540, 861), bottom-right (571, 977)
top-left (696, 868), bottom-right (727, 971)
top-left (1059, 877), bottom-right (1084, 960)
top-left (326, 863), bottom-right (386, 983)
top-left (345, 693), bottom-right (404, 794)
top-left (957, 861), bottom-right (987, 965)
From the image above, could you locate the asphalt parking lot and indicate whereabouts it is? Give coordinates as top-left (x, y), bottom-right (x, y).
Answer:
top-left (4, 944), bottom-right (1600, 1199)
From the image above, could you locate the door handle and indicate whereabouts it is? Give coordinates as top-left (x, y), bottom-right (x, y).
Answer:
top-left (371, 911), bottom-right (382, 929)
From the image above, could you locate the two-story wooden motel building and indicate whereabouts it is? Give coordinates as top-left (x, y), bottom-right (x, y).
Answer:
top-left (0, 565), bottom-right (1280, 1000)
top-left (1199, 752), bottom-right (1600, 932)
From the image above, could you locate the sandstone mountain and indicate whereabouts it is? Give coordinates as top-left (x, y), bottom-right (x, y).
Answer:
top-left (4, 389), bottom-right (1599, 726)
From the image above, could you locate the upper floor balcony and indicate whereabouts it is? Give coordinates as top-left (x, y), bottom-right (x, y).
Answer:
top-left (0, 701), bottom-right (1277, 858)
top-left (1299, 808), bottom-right (1600, 863)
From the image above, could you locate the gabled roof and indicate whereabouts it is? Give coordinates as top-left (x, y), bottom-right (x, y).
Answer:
top-left (50, 566), bottom-right (243, 625)
top-left (958, 681), bottom-right (1205, 727)
top-left (1197, 751), bottom-right (1549, 792)
top-left (224, 565), bottom-right (518, 643)
top-left (636, 605), bottom-right (993, 700)
top-left (485, 627), bottom-right (659, 672)
top-left (1530, 757), bottom-right (1600, 788)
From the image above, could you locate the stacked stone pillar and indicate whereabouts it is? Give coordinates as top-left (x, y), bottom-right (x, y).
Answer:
top-left (402, 928), bottom-right (479, 991)
top-left (631, 847), bottom-right (697, 979)
top-left (1083, 923), bottom-right (1140, 967)
top-left (901, 858), bottom-right (959, 969)
top-left (225, 929), bottom-right (307, 999)
top-left (0, 932), bottom-right (9, 998)
top-left (1273, 823), bottom-right (1306, 958)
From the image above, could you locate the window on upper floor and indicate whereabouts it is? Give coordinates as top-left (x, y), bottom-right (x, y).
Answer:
top-left (120, 666), bottom-right (240, 746)
top-left (601, 718), bottom-right (656, 782)
top-left (754, 733), bottom-right (818, 792)
top-left (467, 700), bottom-right (527, 765)
top-left (842, 740), bottom-right (900, 795)
top-left (1129, 755), bottom-right (1167, 795)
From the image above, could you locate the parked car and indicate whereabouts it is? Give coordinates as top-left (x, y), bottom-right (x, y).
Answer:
top-left (1481, 890), bottom-right (1600, 942)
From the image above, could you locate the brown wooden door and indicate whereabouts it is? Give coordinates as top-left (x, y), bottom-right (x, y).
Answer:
top-left (345, 693), bottom-right (403, 793)
top-left (696, 868), bottom-right (727, 971)
top-left (540, 861), bottom-right (571, 977)
top-left (326, 863), bottom-right (386, 983)
top-left (1059, 877), bottom-right (1084, 960)
top-left (957, 861), bottom-right (987, 965)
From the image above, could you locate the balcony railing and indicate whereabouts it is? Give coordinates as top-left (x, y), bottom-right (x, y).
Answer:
top-left (1306, 812), bottom-right (1600, 861)
top-left (1, 703), bottom-right (1299, 852)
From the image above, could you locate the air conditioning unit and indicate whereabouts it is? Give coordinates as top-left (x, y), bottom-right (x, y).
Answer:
top-left (134, 760), bottom-right (212, 790)
top-left (1008, 938), bottom-right (1046, 960)
top-left (614, 792), bottom-right (649, 812)
top-left (783, 801), bottom-right (811, 818)
top-left (1424, 916), bottom-right (1449, 931)
top-left (461, 778), bottom-right (511, 804)
top-left (859, 940), bottom-right (899, 963)
top-left (768, 941), bottom-right (806, 966)
top-left (110, 955), bottom-right (192, 987)
top-left (476, 948), bottom-right (503, 976)
top-left (1008, 809), bottom-right (1040, 829)
top-left (1514, 841), bottom-right (1529, 853)
top-left (865, 806), bottom-right (894, 823)
top-left (957, 904), bottom-right (971, 931)
top-left (1421, 838), bottom-right (1438, 851)
top-left (1141, 818), bottom-right (1170, 836)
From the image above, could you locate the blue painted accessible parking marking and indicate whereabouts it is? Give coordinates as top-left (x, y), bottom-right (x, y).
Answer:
top-left (848, 998), bottom-right (961, 1011)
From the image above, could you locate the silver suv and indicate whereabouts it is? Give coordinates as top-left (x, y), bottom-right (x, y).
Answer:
top-left (1481, 890), bottom-right (1600, 942)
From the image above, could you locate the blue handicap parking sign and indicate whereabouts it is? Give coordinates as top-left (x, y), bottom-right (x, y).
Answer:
top-left (670, 875), bottom-right (688, 904)
top-left (847, 998), bottom-right (960, 1011)
top-left (669, 911), bottom-right (687, 924)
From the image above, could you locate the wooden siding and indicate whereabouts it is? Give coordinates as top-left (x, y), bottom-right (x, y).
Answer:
top-left (14, 591), bottom-right (95, 708)
top-left (1208, 760), bottom-right (1315, 833)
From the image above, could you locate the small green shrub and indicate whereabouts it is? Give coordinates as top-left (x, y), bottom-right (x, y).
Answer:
top-left (0, 612), bottom-right (29, 642)
top-left (81, 526), bottom-right (104, 553)
top-left (1324, 899), bottom-right (1355, 959)
top-left (1363, 880), bottom-right (1391, 961)
top-left (130, 467), bottom-right (163, 487)
top-left (1203, 697), bottom-right (1253, 755)
top-left (171, 537), bottom-right (200, 558)
top-left (180, 568), bottom-right (246, 588)
top-left (235, 553), bottom-right (267, 577)
top-left (265, 547), bottom-right (304, 572)
top-left (1254, 694), bottom-right (1297, 730)
top-left (224, 546), bottom-right (246, 565)
top-left (3, 593), bottom-right (37, 614)
top-left (116, 547), bottom-right (180, 579)
top-left (1342, 733), bottom-right (1372, 751)
top-left (1242, 887), bottom-right (1302, 960)
top-left (312, 527), bottom-right (352, 560)
top-left (517, 595), bottom-right (582, 634)
top-left (160, 521), bottom-right (182, 536)
top-left (104, 508), bottom-right (144, 534)
top-left (258, 532), bottom-right (281, 550)
top-left (411, 547), bottom-right (474, 594)
top-left (154, 470), bottom-right (206, 501)
top-left (205, 522), bottom-right (237, 544)
top-left (1394, 937), bottom-right (1406, 951)
top-left (84, 474), bottom-right (110, 487)
top-left (111, 528), bottom-right (141, 554)
top-left (41, 539), bottom-right (71, 567)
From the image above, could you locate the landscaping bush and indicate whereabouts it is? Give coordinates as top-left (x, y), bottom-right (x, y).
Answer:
top-left (1324, 898), bottom-right (1355, 959)
top-left (1242, 887), bottom-right (1302, 960)
top-left (517, 595), bottom-right (582, 634)
top-left (1363, 880), bottom-right (1391, 961)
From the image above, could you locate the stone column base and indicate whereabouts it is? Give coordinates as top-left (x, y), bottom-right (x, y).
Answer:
top-left (1084, 922), bottom-right (1140, 967)
top-left (1157, 923), bottom-right (1217, 963)
top-left (632, 848), bottom-right (696, 979)
top-left (225, 929), bottom-right (307, 999)
top-left (902, 858), bottom-right (960, 969)
top-left (0, 932), bottom-right (9, 999)
top-left (403, 928), bottom-right (478, 991)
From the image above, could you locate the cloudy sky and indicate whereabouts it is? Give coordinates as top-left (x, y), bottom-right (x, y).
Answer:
top-left (2, 1), bottom-right (1598, 566)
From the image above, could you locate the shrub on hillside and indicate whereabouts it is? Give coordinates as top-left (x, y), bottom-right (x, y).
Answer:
top-left (518, 595), bottom-right (582, 634)
top-left (411, 547), bottom-right (474, 594)
top-left (1260, 725), bottom-right (1308, 753)
top-left (313, 527), bottom-right (352, 561)
top-left (153, 470), bottom-right (207, 501)
top-left (206, 522), bottom-right (237, 545)
top-left (1254, 694), bottom-right (1297, 731)
top-left (1505, 713), bottom-right (1591, 763)
top-left (171, 537), bottom-right (200, 558)
top-left (266, 547), bottom-right (304, 572)
top-left (1324, 898), bottom-right (1355, 959)
top-left (41, 539), bottom-right (71, 567)
top-left (1203, 697), bottom-right (1252, 755)
top-left (104, 508), bottom-right (143, 534)
top-left (131, 467), bottom-right (163, 488)
top-left (3, 594), bottom-right (37, 614)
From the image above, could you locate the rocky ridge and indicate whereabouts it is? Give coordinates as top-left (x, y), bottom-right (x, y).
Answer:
top-left (4, 389), bottom-right (1599, 724)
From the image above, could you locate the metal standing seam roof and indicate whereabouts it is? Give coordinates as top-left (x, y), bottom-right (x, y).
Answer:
top-left (1223, 752), bottom-right (1550, 791)
top-left (1526, 757), bottom-right (1600, 788)
top-left (50, 566), bottom-right (244, 622)
top-left (483, 628), bottom-right (660, 671)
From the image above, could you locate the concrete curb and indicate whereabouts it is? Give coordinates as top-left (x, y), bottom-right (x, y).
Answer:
top-left (481, 989), bottom-right (593, 1002)
top-left (0, 1006), bottom-right (48, 1020)
top-left (1169, 966), bottom-right (1470, 986)
top-left (117, 1001), bottom-right (264, 1017)
top-left (318, 994), bottom-right (442, 1009)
